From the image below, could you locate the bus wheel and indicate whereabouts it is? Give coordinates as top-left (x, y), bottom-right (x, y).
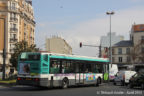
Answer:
top-left (113, 81), bottom-right (116, 85)
top-left (121, 81), bottom-right (125, 86)
top-left (141, 84), bottom-right (144, 90)
top-left (62, 79), bottom-right (69, 89)
top-left (129, 82), bottom-right (133, 89)
top-left (96, 78), bottom-right (101, 86)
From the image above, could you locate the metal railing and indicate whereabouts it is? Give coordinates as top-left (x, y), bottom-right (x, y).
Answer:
top-left (10, 38), bottom-right (17, 43)
top-left (8, 7), bottom-right (18, 12)
top-left (10, 28), bottom-right (18, 32)
top-left (10, 17), bottom-right (18, 22)
top-left (0, 6), bottom-right (18, 12)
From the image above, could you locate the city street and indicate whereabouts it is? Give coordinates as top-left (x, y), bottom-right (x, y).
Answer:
top-left (0, 82), bottom-right (143, 96)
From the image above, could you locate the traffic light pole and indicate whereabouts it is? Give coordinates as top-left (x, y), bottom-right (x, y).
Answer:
top-left (79, 43), bottom-right (102, 57)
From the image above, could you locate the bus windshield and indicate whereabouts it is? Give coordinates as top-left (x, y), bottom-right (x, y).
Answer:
top-left (20, 53), bottom-right (40, 61)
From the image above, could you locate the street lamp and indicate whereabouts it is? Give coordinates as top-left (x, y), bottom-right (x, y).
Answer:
top-left (0, 18), bottom-right (6, 80)
top-left (106, 11), bottom-right (114, 82)
top-left (106, 11), bottom-right (114, 66)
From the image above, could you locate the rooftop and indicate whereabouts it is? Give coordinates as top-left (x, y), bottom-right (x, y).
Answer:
top-left (113, 40), bottom-right (133, 47)
top-left (132, 24), bottom-right (144, 32)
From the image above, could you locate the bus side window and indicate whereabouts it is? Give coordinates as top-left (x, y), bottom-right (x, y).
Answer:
top-left (50, 60), bottom-right (60, 74)
top-left (43, 55), bottom-right (48, 62)
top-left (85, 68), bottom-right (88, 73)
top-left (62, 61), bottom-right (72, 73)
top-left (94, 69), bottom-right (99, 73)
top-left (85, 64), bottom-right (92, 73)
top-left (93, 64), bottom-right (99, 73)
top-left (75, 64), bottom-right (79, 73)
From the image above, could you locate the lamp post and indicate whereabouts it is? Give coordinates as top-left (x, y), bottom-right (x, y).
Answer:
top-left (106, 11), bottom-right (114, 82)
top-left (0, 18), bottom-right (6, 80)
top-left (106, 11), bottom-right (114, 66)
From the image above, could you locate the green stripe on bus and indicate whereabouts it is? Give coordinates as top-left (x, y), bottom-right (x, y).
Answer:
top-left (49, 55), bottom-right (109, 62)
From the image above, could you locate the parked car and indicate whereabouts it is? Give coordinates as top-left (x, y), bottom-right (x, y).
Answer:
top-left (113, 70), bottom-right (136, 86)
top-left (129, 72), bottom-right (144, 89)
top-left (109, 64), bottom-right (118, 81)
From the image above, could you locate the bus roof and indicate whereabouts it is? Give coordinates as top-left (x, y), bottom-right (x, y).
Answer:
top-left (21, 52), bottom-right (109, 62)
top-left (41, 52), bottom-right (109, 63)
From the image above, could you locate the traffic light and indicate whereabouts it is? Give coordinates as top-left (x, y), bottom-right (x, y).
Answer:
top-left (104, 47), bottom-right (108, 52)
top-left (80, 42), bottom-right (82, 48)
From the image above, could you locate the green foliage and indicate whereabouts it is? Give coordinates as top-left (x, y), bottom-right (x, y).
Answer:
top-left (10, 40), bottom-right (39, 69)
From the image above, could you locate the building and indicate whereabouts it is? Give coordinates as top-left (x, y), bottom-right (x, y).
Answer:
top-left (130, 24), bottom-right (144, 64)
top-left (130, 24), bottom-right (144, 47)
top-left (112, 24), bottom-right (144, 70)
top-left (0, 0), bottom-right (35, 72)
top-left (45, 37), bottom-right (72, 55)
top-left (112, 41), bottom-right (133, 70)
top-left (100, 32), bottom-right (124, 58)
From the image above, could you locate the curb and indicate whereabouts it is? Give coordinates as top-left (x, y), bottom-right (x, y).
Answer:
top-left (0, 83), bottom-right (16, 87)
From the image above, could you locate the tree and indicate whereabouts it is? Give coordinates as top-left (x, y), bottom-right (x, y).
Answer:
top-left (10, 40), bottom-right (39, 69)
top-left (131, 40), bottom-right (144, 64)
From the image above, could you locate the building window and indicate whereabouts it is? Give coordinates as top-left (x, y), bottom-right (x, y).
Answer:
top-left (142, 47), bottom-right (144, 53)
top-left (10, 44), bottom-right (15, 52)
top-left (119, 57), bottom-right (122, 63)
top-left (11, 2), bottom-right (16, 10)
top-left (126, 48), bottom-right (130, 54)
top-left (141, 36), bottom-right (144, 43)
top-left (11, 23), bottom-right (17, 29)
top-left (10, 23), bottom-right (17, 32)
top-left (118, 48), bottom-right (122, 54)
top-left (13, 24), bottom-right (16, 28)
top-left (112, 57), bottom-right (115, 63)
top-left (141, 36), bottom-right (144, 40)
top-left (10, 13), bottom-right (16, 18)
top-left (10, 44), bottom-right (14, 49)
top-left (127, 56), bottom-right (131, 62)
top-left (112, 48), bottom-right (115, 55)
top-left (10, 13), bottom-right (17, 21)
top-left (10, 34), bottom-right (16, 39)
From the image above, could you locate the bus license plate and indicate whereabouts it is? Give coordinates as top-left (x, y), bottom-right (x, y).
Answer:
top-left (26, 78), bottom-right (32, 80)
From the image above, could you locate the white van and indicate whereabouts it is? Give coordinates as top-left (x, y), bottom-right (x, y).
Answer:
top-left (109, 64), bottom-right (118, 81)
top-left (113, 70), bottom-right (136, 86)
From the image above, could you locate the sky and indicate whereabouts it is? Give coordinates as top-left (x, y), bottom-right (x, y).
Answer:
top-left (32, 0), bottom-right (144, 57)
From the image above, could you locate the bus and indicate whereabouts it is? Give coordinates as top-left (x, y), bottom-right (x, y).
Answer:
top-left (17, 52), bottom-right (109, 88)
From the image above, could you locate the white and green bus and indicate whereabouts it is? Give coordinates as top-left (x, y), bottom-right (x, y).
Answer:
top-left (17, 52), bottom-right (109, 88)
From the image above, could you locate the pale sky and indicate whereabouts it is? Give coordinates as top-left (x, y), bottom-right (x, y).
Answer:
top-left (32, 0), bottom-right (144, 57)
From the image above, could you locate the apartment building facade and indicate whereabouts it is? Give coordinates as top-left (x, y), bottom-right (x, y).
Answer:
top-left (0, 0), bottom-right (35, 72)
top-left (112, 24), bottom-right (144, 69)
top-left (112, 41), bottom-right (133, 66)
top-left (45, 37), bottom-right (72, 55)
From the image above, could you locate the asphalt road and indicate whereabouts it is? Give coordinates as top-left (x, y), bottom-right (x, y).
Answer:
top-left (0, 82), bottom-right (143, 96)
